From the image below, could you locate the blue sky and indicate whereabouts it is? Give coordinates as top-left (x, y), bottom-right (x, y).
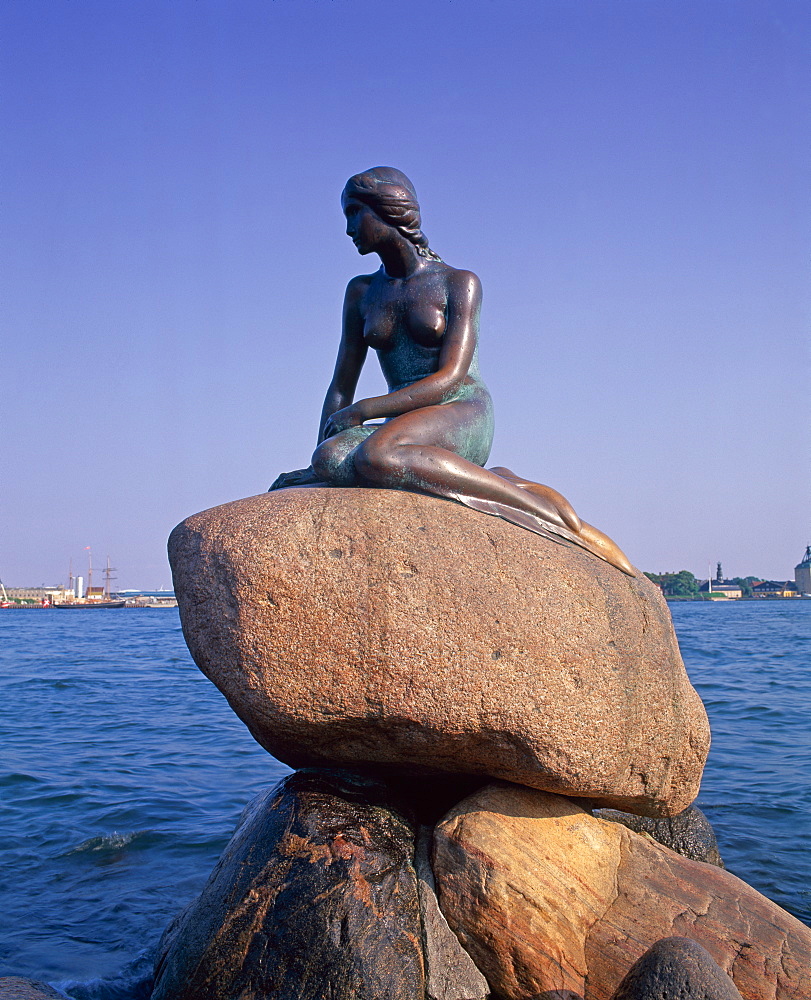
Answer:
top-left (2, 0), bottom-right (808, 587)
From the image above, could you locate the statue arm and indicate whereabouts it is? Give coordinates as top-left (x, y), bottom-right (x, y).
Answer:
top-left (348, 270), bottom-right (481, 424)
top-left (317, 278), bottom-right (369, 443)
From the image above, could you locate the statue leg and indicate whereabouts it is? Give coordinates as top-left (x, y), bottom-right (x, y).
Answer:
top-left (352, 405), bottom-right (580, 532)
top-left (488, 467), bottom-right (581, 532)
top-left (491, 466), bottom-right (634, 575)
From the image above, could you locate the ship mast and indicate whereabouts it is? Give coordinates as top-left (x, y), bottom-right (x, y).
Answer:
top-left (103, 556), bottom-right (117, 600)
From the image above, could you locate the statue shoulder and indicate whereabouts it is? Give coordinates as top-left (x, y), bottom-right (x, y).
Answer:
top-left (443, 266), bottom-right (482, 303)
top-left (346, 271), bottom-right (376, 292)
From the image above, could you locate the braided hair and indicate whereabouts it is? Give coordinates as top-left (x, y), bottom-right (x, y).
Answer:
top-left (342, 167), bottom-right (443, 262)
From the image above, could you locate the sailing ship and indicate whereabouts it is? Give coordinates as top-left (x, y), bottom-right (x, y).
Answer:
top-left (54, 552), bottom-right (125, 609)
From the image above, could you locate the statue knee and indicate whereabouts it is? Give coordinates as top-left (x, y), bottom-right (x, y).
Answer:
top-left (311, 440), bottom-right (336, 479)
top-left (355, 439), bottom-right (398, 484)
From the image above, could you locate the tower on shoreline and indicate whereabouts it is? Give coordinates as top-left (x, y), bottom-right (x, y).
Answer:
top-left (796, 545), bottom-right (811, 596)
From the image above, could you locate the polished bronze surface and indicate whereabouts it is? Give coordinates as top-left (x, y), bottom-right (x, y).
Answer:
top-left (271, 167), bottom-right (633, 575)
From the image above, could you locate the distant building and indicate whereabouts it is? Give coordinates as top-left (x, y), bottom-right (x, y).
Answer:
top-left (698, 581), bottom-right (742, 599)
top-left (751, 580), bottom-right (799, 598)
top-left (698, 562), bottom-right (741, 599)
top-left (4, 586), bottom-right (71, 604)
top-left (48, 586), bottom-right (76, 605)
top-left (796, 545), bottom-right (811, 596)
top-left (698, 580), bottom-right (742, 599)
top-left (4, 587), bottom-right (58, 603)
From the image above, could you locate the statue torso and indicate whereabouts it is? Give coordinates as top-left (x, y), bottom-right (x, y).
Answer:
top-left (357, 266), bottom-right (485, 395)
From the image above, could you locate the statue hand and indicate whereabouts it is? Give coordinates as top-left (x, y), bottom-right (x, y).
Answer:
top-left (323, 403), bottom-right (365, 438)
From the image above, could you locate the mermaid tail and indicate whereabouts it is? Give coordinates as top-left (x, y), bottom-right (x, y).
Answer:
top-left (449, 467), bottom-right (636, 576)
top-left (575, 520), bottom-right (636, 576)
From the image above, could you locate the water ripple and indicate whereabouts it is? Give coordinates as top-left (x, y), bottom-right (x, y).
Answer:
top-left (672, 601), bottom-right (811, 925)
top-left (0, 602), bottom-right (808, 996)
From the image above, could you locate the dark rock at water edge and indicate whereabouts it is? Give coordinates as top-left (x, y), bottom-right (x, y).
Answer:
top-left (612, 937), bottom-right (743, 999)
top-left (594, 804), bottom-right (724, 867)
top-left (530, 938), bottom-right (745, 1000)
top-left (0, 979), bottom-right (67, 999)
top-left (152, 768), bottom-right (426, 1000)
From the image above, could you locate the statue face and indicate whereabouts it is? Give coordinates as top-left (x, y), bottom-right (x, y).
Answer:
top-left (343, 197), bottom-right (390, 255)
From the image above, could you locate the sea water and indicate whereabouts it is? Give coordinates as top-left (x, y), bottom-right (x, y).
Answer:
top-left (0, 602), bottom-right (809, 997)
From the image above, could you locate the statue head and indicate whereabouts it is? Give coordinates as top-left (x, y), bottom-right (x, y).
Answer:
top-left (342, 167), bottom-right (442, 262)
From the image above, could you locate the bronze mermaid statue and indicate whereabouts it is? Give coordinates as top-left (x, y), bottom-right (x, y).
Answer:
top-left (270, 166), bottom-right (634, 576)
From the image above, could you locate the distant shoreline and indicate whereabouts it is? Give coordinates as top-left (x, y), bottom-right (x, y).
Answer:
top-left (665, 595), bottom-right (809, 603)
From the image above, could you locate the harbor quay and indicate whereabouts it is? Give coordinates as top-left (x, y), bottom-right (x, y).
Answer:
top-left (0, 586), bottom-right (177, 608)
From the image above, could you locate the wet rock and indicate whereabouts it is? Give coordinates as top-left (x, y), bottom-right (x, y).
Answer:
top-left (152, 769), bottom-right (424, 1000)
top-left (415, 826), bottom-right (489, 1000)
top-left (0, 979), bottom-right (66, 999)
top-left (594, 804), bottom-right (724, 867)
top-left (169, 488), bottom-right (709, 816)
top-left (433, 782), bottom-right (811, 1000)
top-left (612, 937), bottom-right (742, 998)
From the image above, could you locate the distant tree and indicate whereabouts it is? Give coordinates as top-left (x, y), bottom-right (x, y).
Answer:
top-left (644, 570), bottom-right (699, 597)
top-left (730, 576), bottom-right (759, 598)
top-left (670, 570), bottom-right (699, 596)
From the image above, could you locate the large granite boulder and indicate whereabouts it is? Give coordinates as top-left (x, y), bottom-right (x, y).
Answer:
top-left (169, 488), bottom-right (709, 815)
top-left (152, 769), bottom-right (425, 1000)
top-left (432, 783), bottom-right (811, 1000)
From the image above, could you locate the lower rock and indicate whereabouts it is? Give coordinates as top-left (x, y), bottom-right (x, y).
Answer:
top-left (0, 980), bottom-right (66, 1000)
top-left (433, 783), bottom-right (811, 1000)
top-left (533, 993), bottom-right (585, 1000)
top-left (531, 993), bottom-right (585, 1000)
top-left (594, 805), bottom-right (724, 867)
top-left (612, 937), bottom-right (742, 999)
top-left (415, 826), bottom-right (489, 1000)
top-left (152, 769), bottom-right (425, 1000)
